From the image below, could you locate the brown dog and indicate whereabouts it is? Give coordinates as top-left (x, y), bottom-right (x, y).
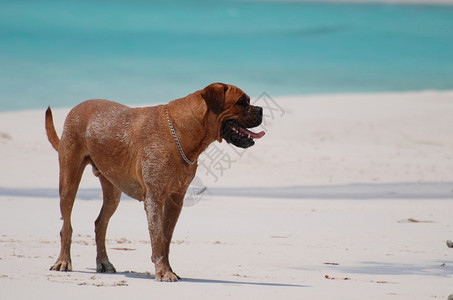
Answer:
top-left (45, 83), bottom-right (264, 281)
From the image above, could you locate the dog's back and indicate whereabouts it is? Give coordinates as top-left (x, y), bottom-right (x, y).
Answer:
top-left (46, 99), bottom-right (131, 153)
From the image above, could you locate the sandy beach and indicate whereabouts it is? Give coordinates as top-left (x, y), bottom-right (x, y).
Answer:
top-left (1, 90), bottom-right (453, 299)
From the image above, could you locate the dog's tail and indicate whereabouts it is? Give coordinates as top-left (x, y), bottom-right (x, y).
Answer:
top-left (45, 107), bottom-right (60, 152)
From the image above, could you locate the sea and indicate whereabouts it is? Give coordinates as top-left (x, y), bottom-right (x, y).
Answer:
top-left (1, 0), bottom-right (453, 111)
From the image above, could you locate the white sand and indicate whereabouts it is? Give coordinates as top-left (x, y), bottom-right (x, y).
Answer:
top-left (1, 90), bottom-right (453, 299)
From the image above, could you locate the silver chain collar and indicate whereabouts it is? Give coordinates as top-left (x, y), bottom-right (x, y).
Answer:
top-left (166, 108), bottom-right (197, 165)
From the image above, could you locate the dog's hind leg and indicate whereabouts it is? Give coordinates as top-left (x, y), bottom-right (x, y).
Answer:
top-left (95, 174), bottom-right (121, 273)
top-left (50, 154), bottom-right (87, 272)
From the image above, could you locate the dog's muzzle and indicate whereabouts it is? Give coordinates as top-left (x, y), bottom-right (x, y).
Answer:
top-left (222, 106), bottom-right (265, 148)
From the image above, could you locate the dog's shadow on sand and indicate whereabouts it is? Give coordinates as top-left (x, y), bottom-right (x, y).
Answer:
top-left (78, 269), bottom-right (307, 288)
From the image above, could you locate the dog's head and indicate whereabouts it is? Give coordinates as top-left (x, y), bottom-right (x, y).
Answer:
top-left (201, 83), bottom-right (265, 148)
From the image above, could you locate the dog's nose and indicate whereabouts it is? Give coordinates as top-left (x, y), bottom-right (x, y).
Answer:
top-left (256, 107), bottom-right (263, 119)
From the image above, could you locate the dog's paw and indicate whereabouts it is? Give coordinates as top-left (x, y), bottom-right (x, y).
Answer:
top-left (96, 259), bottom-right (117, 273)
top-left (50, 259), bottom-right (72, 272)
top-left (155, 271), bottom-right (180, 282)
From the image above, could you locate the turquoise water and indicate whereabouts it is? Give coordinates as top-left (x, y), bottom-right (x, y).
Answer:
top-left (1, 0), bottom-right (453, 111)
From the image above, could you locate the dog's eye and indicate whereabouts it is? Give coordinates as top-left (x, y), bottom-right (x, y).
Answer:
top-left (236, 97), bottom-right (249, 107)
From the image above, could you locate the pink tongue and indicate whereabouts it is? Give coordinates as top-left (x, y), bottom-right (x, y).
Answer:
top-left (238, 127), bottom-right (266, 139)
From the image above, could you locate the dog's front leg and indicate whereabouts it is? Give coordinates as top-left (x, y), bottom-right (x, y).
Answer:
top-left (144, 196), bottom-right (179, 282)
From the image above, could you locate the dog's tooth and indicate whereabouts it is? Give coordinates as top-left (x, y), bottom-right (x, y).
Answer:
top-left (248, 134), bottom-right (251, 139)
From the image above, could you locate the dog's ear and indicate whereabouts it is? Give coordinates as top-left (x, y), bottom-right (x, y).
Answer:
top-left (201, 83), bottom-right (227, 114)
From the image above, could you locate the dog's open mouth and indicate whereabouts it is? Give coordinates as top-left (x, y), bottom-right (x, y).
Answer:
top-left (222, 119), bottom-right (265, 148)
